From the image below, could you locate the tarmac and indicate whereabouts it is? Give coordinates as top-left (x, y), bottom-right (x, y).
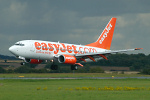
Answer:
top-left (0, 77), bottom-right (150, 80)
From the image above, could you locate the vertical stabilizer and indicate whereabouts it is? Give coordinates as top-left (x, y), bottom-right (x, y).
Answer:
top-left (86, 18), bottom-right (117, 50)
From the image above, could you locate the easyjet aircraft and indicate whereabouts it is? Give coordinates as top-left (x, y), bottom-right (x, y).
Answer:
top-left (9, 17), bottom-right (142, 70)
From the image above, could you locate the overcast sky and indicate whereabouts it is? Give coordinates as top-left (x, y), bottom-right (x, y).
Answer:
top-left (0, 0), bottom-right (149, 55)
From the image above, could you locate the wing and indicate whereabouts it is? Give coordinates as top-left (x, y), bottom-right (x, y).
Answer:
top-left (75, 48), bottom-right (143, 62)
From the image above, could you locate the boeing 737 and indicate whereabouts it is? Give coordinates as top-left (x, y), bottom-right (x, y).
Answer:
top-left (9, 17), bottom-right (142, 70)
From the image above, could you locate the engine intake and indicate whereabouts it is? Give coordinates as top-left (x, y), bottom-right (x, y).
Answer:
top-left (58, 54), bottom-right (77, 64)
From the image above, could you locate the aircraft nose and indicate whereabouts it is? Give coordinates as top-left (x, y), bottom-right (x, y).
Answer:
top-left (9, 46), bottom-right (17, 55)
top-left (9, 46), bottom-right (13, 52)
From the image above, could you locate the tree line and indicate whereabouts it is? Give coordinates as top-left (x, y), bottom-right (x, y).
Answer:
top-left (94, 53), bottom-right (150, 71)
top-left (0, 53), bottom-right (150, 74)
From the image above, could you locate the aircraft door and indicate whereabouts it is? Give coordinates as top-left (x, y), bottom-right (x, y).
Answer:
top-left (30, 43), bottom-right (35, 52)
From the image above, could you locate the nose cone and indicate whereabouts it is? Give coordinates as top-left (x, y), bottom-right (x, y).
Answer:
top-left (9, 46), bottom-right (13, 52)
top-left (9, 46), bottom-right (17, 55)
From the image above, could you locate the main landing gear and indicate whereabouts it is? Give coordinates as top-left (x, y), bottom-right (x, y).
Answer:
top-left (71, 65), bottom-right (78, 70)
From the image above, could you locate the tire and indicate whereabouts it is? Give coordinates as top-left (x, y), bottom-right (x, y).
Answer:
top-left (71, 65), bottom-right (78, 70)
top-left (20, 62), bottom-right (25, 65)
top-left (74, 66), bottom-right (78, 70)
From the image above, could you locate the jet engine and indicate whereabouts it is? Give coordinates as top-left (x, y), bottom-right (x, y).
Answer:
top-left (58, 54), bottom-right (77, 64)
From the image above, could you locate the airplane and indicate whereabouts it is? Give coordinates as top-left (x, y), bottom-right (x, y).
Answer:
top-left (9, 17), bottom-right (142, 70)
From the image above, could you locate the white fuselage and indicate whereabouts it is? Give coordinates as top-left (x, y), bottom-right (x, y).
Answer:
top-left (9, 40), bottom-right (107, 61)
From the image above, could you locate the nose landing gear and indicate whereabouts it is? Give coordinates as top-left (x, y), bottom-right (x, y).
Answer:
top-left (20, 62), bottom-right (25, 65)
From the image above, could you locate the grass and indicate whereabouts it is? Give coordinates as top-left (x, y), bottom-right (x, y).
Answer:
top-left (0, 73), bottom-right (150, 78)
top-left (0, 79), bottom-right (150, 100)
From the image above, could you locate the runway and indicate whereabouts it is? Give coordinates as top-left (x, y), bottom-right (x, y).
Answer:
top-left (1, 77), bottom-right (150, 80)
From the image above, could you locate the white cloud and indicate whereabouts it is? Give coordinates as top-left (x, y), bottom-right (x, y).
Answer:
top-left (136, 13), bottom-right (150, 26)
top-left (40, 10), bottom-right (53, 24)
top-left (116, 16), bottom-right (136, 28)
top-left (113, 33), bottom-right (124, 40)
top-left (1, 1), bottom-right (28, 26)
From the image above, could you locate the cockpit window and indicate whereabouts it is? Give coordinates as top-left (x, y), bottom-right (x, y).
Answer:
top-left (15, 42), bottom-right (25, 46)
top-left (20, 44), bottom-right (25, 46)
top-left (15, 43), bottom-right (20, 45)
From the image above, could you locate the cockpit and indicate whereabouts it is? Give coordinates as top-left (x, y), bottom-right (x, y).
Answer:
top-left (14, 42), bottom-right (25, 46)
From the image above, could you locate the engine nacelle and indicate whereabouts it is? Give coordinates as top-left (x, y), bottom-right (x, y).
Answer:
top-left (25, 59), bottom-right (43, 64)
top-left (58, 54), bottom-right (77, 64)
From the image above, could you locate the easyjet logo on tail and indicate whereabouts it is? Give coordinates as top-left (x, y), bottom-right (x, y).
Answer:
top-left (99, 24), bottom-right (112, 44)
top-left (85, 17), bottom-right (116, 49)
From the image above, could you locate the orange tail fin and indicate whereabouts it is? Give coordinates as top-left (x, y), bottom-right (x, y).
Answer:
top-left (86, 17), bottom-right (117, 50)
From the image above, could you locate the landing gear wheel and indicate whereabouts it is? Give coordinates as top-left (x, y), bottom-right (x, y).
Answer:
top-left (71, 65), bottom-right (78, 70)
top-left (20, 62), bottom-right (25, 65)
top-left (51, 64), bottom-right (58, 70)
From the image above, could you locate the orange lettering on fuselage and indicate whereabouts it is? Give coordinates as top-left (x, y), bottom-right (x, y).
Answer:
top-left (41, 43), bottom-right (48, 51)
top-left (84, 47), bottom-right (88, 53)
top-left (88, 48), bottom-right (92, 53)
top-left (67, 45), bottom-right (72, 53)
top-left (79, 47), bottom-right (83, 54)
top-left (34, 42), bottom-right (97, 54)
top-left (48, 43), bottom-right (54, 51)
top-left (60, 43), bottom-right (66, 52)
top-left (72, 45), bottom-right (78, 54)
top-left (53, 44), bottom-right (60, 54)
top-left (35, 42), bottom-right (41, 50)
top-left (92, 48), bottom-right (97, 53)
